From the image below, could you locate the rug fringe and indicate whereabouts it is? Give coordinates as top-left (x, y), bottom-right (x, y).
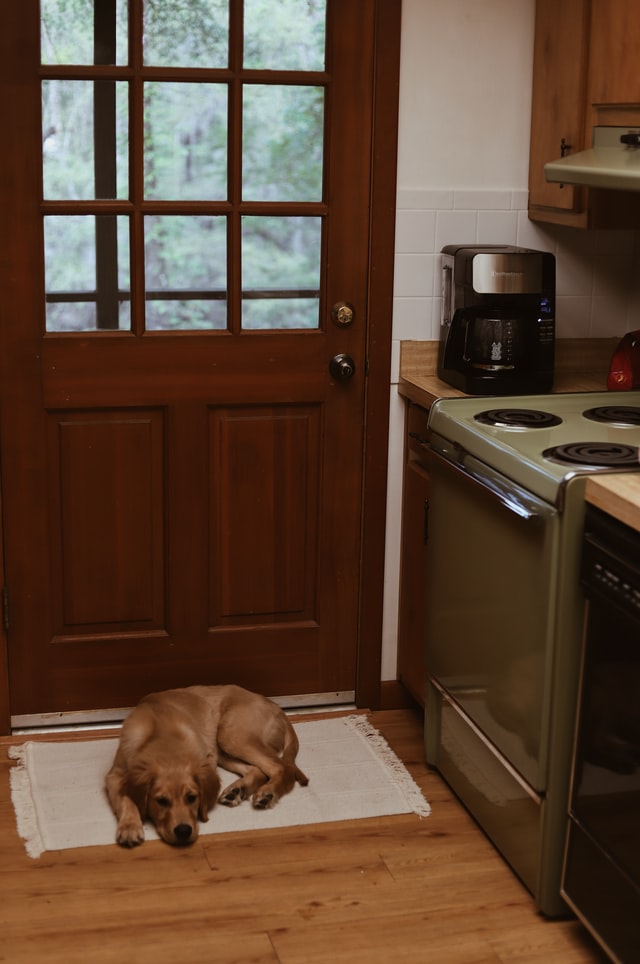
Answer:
top-left (8, 745), bottom-right (45, 858)
top-left (345, 715), bottom-right (431, 818)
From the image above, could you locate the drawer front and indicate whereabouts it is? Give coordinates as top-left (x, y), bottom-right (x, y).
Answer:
top-left (426, 680), bottom-right (541, 897)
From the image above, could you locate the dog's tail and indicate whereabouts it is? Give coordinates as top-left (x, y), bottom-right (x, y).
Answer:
top-left (283, 725), bottom-right (309, 787)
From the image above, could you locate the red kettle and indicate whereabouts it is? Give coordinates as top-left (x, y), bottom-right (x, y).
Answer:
top-left (607, 330), bottom-right (640, 390)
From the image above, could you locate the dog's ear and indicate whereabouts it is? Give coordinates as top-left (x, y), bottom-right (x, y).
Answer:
top-left (195, 758), bottom-right (220, 822)
top-left (124, 762), bottom-right (154, 819)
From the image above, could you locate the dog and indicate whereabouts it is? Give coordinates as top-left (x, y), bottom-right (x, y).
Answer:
top-left (105, 684), bottom-right (309, 848)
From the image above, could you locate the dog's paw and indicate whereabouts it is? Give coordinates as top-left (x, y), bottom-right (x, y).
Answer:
top-left (218, 784), bottom-right (246, 807)
top-left (252, 790), bottom-right (276, 810)
top-left (116, 820), bottom-right (145, 848)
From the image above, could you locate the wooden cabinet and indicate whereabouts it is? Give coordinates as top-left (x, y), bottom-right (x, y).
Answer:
top-left (528, 0), bottom-right (590, 221)
top-left (589, 0), bottom-right (640, 106)
top-left (396, 402), bottom-right (430, 707)
top-left (528, 0), bottom-right (640, 228)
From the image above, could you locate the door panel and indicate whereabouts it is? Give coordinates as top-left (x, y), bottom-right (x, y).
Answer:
top-left (50, 410), bottom-right (165, 635)
top-left (210, 406), bottom-right (320, 623)
top-left (0, 0), bottom-right (399, 721)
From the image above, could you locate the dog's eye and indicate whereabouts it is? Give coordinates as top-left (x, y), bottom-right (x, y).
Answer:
top-left (155, 796), bottom-right (171, 808)
top-left (185, 792), bottom-right (198, 804)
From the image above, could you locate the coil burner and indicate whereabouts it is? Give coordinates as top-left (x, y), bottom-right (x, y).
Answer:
top-left (474, 408), bottom-right (562, 429)
top-left (542, 441), bottom-right (640, 468)
top-left (582, 406), bottom-right (640, 427)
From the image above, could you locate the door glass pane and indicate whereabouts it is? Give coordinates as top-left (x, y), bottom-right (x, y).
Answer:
top-left (243, 86), bottom-right (324, 201)
top-left (244, 0), bottom-right (325, 70)
top-left (44, 215), bottom-right (131, 332)
top-left (144, 216), bottom-right (227, 331)
top-left (42, 80), bottom-right (129, 200)
top-left (143, 0), bottom-right (228, 67)
top-left (242, 217), bottom-right (321, 330)
top-left (41, 0), bottom-right (128, 65)
top-left (144, 83), bottom-right (228, 201)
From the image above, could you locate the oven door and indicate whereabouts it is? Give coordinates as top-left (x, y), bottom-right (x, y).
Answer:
top-left (425, 438), bottom-right (560, 792)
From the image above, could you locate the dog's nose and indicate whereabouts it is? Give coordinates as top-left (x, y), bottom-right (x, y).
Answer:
top-left (173, 824), bottom-right (193, 843)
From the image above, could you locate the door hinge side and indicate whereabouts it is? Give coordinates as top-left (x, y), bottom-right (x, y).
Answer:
top-left (2, 587), bottom-right (9, 633)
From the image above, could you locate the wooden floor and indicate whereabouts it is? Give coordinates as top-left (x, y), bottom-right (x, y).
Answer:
top-left (0, 708), bottom-right (608, 964)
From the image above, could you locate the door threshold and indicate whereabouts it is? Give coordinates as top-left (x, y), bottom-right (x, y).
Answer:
top-left (10, 690), bottom-right (357, 734)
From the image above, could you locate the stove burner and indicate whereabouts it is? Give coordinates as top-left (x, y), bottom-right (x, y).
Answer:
top-left (474, 408), bottom-right (562, 429)
top-left (543, 441), bottom-right (640, 467)
top-left (583, 405), bottom-right (640, 427)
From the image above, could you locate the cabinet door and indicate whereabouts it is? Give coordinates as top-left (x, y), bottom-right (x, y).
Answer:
top-left (589, 0), bottom-right (640, 105)
top-left (528, 0), bottom-right (590, 216)
top-left (397, 404), bottom-right (430, 707)
top-left (397, 461), bottom-right (430, 706)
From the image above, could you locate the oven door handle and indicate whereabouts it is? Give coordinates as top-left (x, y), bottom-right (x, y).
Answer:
top-left (429, 444), bottom-right (555, 522)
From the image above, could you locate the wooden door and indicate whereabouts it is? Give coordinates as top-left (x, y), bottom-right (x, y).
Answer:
top-left (0, 0), bottom-right (400, 724)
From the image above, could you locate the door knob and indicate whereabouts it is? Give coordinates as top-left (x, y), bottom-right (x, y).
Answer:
top-left (329, 354), bottom-right (356, 381)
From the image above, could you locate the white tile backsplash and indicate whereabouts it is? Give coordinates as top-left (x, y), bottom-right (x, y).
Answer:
top-left (393, 253), bottom-right (434, 298)
top-left (476, 210), bottom-right (519, 245)
top-left (392, 188), bottom-right (640, 362)
top-left (394, 210), bottom-right (437, 253)
top-left (433, 210), bottom-right (478, 254)
top-left (453, 190), bottom-right (512, 211)
top-left (392, 296), bottom-right (432, 341)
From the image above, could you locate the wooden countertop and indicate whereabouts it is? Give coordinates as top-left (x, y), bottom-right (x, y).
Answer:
top-left (397, 370), bottom-right (610, 409)
top-left (398, 338), bottom-right (616, 409)
top-left (585, 475), bottom-right (640, 532)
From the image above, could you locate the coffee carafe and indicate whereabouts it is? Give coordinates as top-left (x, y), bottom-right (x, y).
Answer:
top-left (438, 245), bottom-right (555, 395)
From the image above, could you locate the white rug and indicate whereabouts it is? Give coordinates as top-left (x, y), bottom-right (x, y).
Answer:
top-left (8, 715), bottom-right (430, 858)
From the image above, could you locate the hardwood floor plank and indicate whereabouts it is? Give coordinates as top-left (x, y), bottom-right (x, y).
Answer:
top-left (2, 921), bottom-right (280, 964)
top-left (269, 915), bottom-right (506, 964)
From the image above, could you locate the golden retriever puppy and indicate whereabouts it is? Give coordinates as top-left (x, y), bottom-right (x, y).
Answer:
top-left (105, 684), bottom-right (308, 848)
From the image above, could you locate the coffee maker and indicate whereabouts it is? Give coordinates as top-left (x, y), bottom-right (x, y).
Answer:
top-left (438, 244), bottom-right (555, 395)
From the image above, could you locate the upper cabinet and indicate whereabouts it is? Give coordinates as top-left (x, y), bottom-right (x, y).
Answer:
top-left (589, 0), bottom-right (640, 106)
top-left (528, 0), bottom-right (589, 220)
top-left (529, 0), bottom-right (640, 228)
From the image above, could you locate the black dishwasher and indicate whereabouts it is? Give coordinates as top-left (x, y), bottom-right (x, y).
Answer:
top-left (562, 504), bottom-right (640, 963)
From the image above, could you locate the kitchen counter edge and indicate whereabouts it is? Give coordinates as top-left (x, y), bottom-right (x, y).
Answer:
top-left (585, 476), bottom-right (640, 533)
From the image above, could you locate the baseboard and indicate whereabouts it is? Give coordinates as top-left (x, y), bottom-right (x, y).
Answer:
top-left (378, 679), bottom-right (421, 711)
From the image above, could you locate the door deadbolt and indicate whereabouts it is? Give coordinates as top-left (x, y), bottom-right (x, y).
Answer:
top-left (329, 354), bottom-right (356, 381)
top-left (331, 302), bottom-right (355, 327)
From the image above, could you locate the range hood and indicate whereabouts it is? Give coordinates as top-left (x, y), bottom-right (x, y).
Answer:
top-left (545, 127), bottom-right (640, 191)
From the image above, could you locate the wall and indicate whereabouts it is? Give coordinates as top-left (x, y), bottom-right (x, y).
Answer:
top-left (381, 0), bottom-right (640, 682)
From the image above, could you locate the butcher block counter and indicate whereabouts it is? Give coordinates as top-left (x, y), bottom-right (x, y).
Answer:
top-left (585, 475), bottom-right (640, 533)
top-left (398, 337), bottom-right (619, 408)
